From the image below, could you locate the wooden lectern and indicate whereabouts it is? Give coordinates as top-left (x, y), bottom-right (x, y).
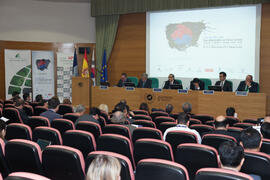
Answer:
top-left (72, 77), bottom-right (91, 109)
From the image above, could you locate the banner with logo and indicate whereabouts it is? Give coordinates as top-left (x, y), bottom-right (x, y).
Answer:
top-left (56, 52), bottom-right (74, 103)
top-left (32, 51), bottom-right (55, 100)
top-left (5, 49), bottom-right (31, 99)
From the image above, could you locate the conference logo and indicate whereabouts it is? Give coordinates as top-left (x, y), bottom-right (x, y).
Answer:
top-left (166, 21), bottom-right (207, 51)
top-left (36, 59), bottom-right (51, 71)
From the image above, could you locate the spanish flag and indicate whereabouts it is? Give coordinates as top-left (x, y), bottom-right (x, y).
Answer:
top-left (81, 48), bottom-right (89, 78)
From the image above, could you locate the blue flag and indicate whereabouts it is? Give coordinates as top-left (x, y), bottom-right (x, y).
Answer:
top-left (72, 48), bottom-right (78, 76)
top-left (101, 49), bottom-right (107, 83)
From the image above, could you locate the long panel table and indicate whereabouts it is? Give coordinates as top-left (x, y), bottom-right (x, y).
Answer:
top-left (90, 86), bottom-right (266, 120)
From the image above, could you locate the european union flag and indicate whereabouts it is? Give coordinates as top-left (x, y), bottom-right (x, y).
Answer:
top-left (101, 49), bottom-right (107, 83)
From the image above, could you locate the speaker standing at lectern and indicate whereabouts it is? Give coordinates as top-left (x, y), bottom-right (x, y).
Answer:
top-left (215, 72), bottom-right (232, 92)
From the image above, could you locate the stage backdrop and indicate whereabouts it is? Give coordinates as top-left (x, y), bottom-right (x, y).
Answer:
top-left (32, 51), bottom-right (55, 99)
top-left (4, 49), bottom-right (31, 99)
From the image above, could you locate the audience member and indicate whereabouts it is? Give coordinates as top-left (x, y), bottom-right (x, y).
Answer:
top-left (240, 128), bottom-right (262, 152)
top-left (98, 104), bottom-right (109, 114)
top-left (182, 102), bottom-right (193, 116)
top-left (226, 107), bottom-right (236, 117)
top-left (137, 73), bottom-right (152, 88)
top-left (11, 91), bottom-right (20, 101)
top-left (75, 107), bottom-right (101, 125)
top-left (86, 154), bottom-right (121, 180)
top-left (117, 73), bottom-right (131, 87)
top-left (23, 93), bottom-right (31, 104)
top-left (0, 120), bottom-right (7, 143)
top-left (35, 94), bottom-right (43, 103)
top-left (74, 104), bottom-right (86, 116)
top-left (139, 102), bottom-right (149, 114)
top-left (14, 99), bottom-right (29, 124)
top-left (40, 97), bottom-right (61, 122)
top-left (261, 122), bottom-right (270, 139)
top-left (110, 111), bottom-right (136, 135)
top-left (163, 112), bottom-right (201, 143)
top-left (114, 102), bottom-right (134, 123)
top-left (62, 98), bottom-right (72, 105)
top-left (165, 104), bottom-right (173, 115)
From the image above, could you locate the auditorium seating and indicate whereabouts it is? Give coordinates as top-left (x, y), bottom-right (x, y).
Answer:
top-left (132, 127), bottom-right (162, 144)
top-left (28, 116), bottom-right (50, 130)
top-left (133, 120), bottom-right (156, 128)
top-left (189, 118), bottom-right (202, 126)
top-left (5, 172), bottom-right (50, 180)
top-left (97, 134), bottom-right (135, 168)
top-left (100, 111), bottom-right (109, 124)
top-left (175, 143), bottom-right (220, 179)
top-left (4, 104), bottom-right (15, 108)
top-left (134, 138), bottom-right (174, 164)
top-left (57, 104), bottom-right (73, 115)
top-left (133, 109), bottom-right (149, 115)
top-left (149, 77), bottom-right (159, 88)
top-left (150, 111), bottom-right (169, 120)
top-left (0, 139), bottom-right (9, 178)
top-left (199, 78), bottom-right (212, 90)
top-left (42, 145), bottom-right (85, 180)
top-left (205, 120), bottom-right (215, 126)
top-left (127, 76), bottom-right (138, 86)
top-left (233, 123), bottom-right (254, 129)
top-left (154, 116), bottom-right (175, 129)
top-left (34, 106), bottom-right (47, 116)
top-left (51, 118), bottom-right (75, 136)
top-left (32, 127), bottom-right (62, 145)
top-left (195, 168), bottom-right (253, 180)
top-left (63, 130), bottom-right (96, 159)
top-left (261, 138), bottom-right (270, 154)
top-left (191, 114), bottom-right (214, 124)
top-left (98, 116), bottom-right (107, 128)
top-left (76, 121), bottom-right (102, 141)
top-left (159, 122), bottom-right (177, 134)
top-left (23, 105), bottom-right (34, 116)
top-left (3, 108), bottom-right (23, 124)
top-left (6, 123), bottom-right (32, 140)
top-left (242, 119), bottom-right (258, 125)
top-left (135, 159), bottom-right (189, 180)
top-left (202, 134), bottom-right (237, 150)
top-left (5, 139), bottom-right (42, 174)
top-left (102, 124), bottom-right (132, 140)
top-left (170, 113), bottom-right (179, 120)
top-left (241, 150), bottom-right (270, 180)
top-left (225, 116), bottom-right (239, 126)
top-left (133, 114), bottom-right (152, 121)
top-left (175, 79), bottom-right (182, 85)
top-left (190, 124), bottom-right (214, 136)
top-left (85, 151), bottom-right (135, 180)
top-left (63, 113), bottom-right (79, 123)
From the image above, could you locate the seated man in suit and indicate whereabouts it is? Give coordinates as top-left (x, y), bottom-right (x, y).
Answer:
top-left (190, 78), bottom-right (205, 90)
top-left (137, 73), bottom-right (152, 88)
top-left (163, 74), bottom-right (182, 89)
top-left (215, 72), bottom-right (232, 92)
top-left (116, 73), bottom-right (131, 87)
top-left (40, 96), bottom-right (62, 123)
top-left (236, 75), bottom-right (259, 93)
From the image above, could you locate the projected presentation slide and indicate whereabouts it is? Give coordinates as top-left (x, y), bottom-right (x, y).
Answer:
top-left (147, 5), bottom-right (261, 81)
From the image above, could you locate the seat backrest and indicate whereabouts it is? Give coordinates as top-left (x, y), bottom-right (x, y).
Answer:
top-left (202, 134), bottom-right (237, 150)
top-left (86, 151), bottom-right (135, 180)
top-left (5, 139), bottom-right (42, 174)
top-left (3, 108), bottom-right (23, 124)
top-left (0, 139), bottom-right (9, 178)
top-left (133, 120), bottom-right (156, 128)
top-left (34, 106), bottom-right (48, 116)
top-left (57, 104), bottom-right (73, 115)
top-left (189, 118), bottom-right (202, 126)
top-left (63, 113), bottom-right (80, 123)
top-left (175, 79), bottom-right (182, 85)
top-left (241, 150), bottom-right (270, 180)
top-left (261, 138), bottom-right (270, 154)
top-left (6, 172), bottom-right (50, 180)
top-left (134, 138), bottom-right (174, 164)
top-left (199, 78), bottom-right (212, 90)
top-left (225, 116), bottom-right (240, 126)
top-left (32, 127), bottom-right (62, 145)
top-left (135, 158), bottom-right (189, 180)
top-left (63, 130), bottom-right (96, 159)
top-left (149, 77), bottom-right (159, 88)
top-left (103, 124), bottom-right (132, 140)
top-left (133, 115), bottom-right (152, 121)
top-left (195, 168), bottom-right (253, 180)
top-left (191, 114), bottom-right (214, 124)
top-left (150, 111), bottom-right (169, 120)
top-left (159, 122), bottom-right (177, 134)
top-left (76, 121), bottom-right (102, 141)
top-left (233, 123), bottom-right (254, 129)
top-left (42, 145), bottom-right (85, 180)
top-left (23, 105), bottom-right (34, 116)
top-left (166, 130), bottom-right (198, 154)
top-left (133, 110), bottom-right (149, 115)
top-left (6, 123), bottom-right (32, 140)
top-left (28, 116), bottom-right (50, 130)
top-left (190, 124), bottom-right (214, 136)
top-left (169, 113), bottom-right (179, 120)
top-left (98, 116), bottom-right (107, 128)
top-left (154, 116), bottom-right (175, 128)
top-left (97, 134), bottom-right (135, 169)
top-left (242, 119), bottom-right (258, 124)
top-left (127, 76), bottom-right (138, 86)
top-left (51, 118), bottom-right (75, 136)
top-left (176, 143), bottom-right (220, 179)
top-left (132, 127), bottom-right (162, 144)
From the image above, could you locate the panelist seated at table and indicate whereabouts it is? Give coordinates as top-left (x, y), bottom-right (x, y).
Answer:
top-left (215, 72), bottom-right (232, 92)
top-left (116, 72), bottom-right (132, 87)
top-left (190, 78), bottom-right (205, 90)
top-left (163, 74), bottom-right (183, 89)
top-left (236, 75), bottom-right (259, 93)
top-left (137, 73), bottom-right (152, 88)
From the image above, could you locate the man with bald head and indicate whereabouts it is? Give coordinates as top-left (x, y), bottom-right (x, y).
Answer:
top-left (237, 75), bottom-right (259, 93)
top-left (203, 115), bottom-right (240, 142)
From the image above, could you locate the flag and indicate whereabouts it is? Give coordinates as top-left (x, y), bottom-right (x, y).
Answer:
top-left (90, 50), bottom-right (96, 86)
top-left (101, 49), bottom-right (107, 83)
top-left (81, 48), bottom-right (89, 78)
top-left (72, 48), bottom-right (78, 76)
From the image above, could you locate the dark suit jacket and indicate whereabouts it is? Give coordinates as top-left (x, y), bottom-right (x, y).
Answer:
top-left (40, 110), bottom-right (62, 123)
top-left (137, 79), bottom-right (152, 88)
top-left (190, 80), bottom-right (205, 90)
top-left (236, 81), bottom-right (258, 93)
top-left (163, 80), bottom-right (181, 89)
top-left (17, 108), bottom-right (29, 124)
top-left (75, 114), bottom-right (100, 125)
top-left (117, 78), bottom-right (132, 87)
top-left (215, 80), bottom-right (232, 92)
top-left (203, 129), bottom-right (240, 142)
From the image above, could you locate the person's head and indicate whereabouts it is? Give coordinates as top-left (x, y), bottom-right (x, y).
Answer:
top-left (114, 102), bottom-right (126, 112)
top-left (177, 112), bottom-right (190, 125)
top-left (89, 107), bottom-right (101, 120)
top-left (111, 111), bottom-right (126, 124)
top-left (86, 154), bottom-right (121, 180)
top-left (219, 72), bottom-right (227, 81)
top-left (192, 78), bottom-right (200, 87)
top-left (99, 104), bottom-right (109, 114)
top-left (261, 122), bottom-right (270, 139)
top-left (35, 94), bottom-right (43, 103)
top-left (264, 116), bottom-right (270, 123)
top-left (14, 99), bottom-right (25, 109)
top-left (182, 102), bottom-right (192, 114)
top-left (23, 93), bottom-right (30, 102)
top-left (240, 128), bottom-right (262, 151)
top-left (165, 104), bottom-right (173, 114)
top-left (214, 116), bottom-right (228, 129)
top-left (168, 74), bottom-right (175, 82)
top-left (141, 73), bottom-right (148, 82)
top-left (226, 107), bottom-right (235, 117)
top-left (121, 73), bottom-right (127, 81)
top-left (0, 120), bottom-right (7, 140)
top-left (74, 104), bottom-right (86, 116)
top-left (245, 75), bottom-right (253, 83)
top-left (12, 91), bottom-right (20, 98)
top-left (48, 97), bottom-right (60, 110)
top-left (120, 99), bottom-right (127, 105)
top-left (63, 98), bottom-right (71, 105)
top-left (139, 103), bottom-right (149, 112)
top-left (219, 141), bottom-right (244, 171)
